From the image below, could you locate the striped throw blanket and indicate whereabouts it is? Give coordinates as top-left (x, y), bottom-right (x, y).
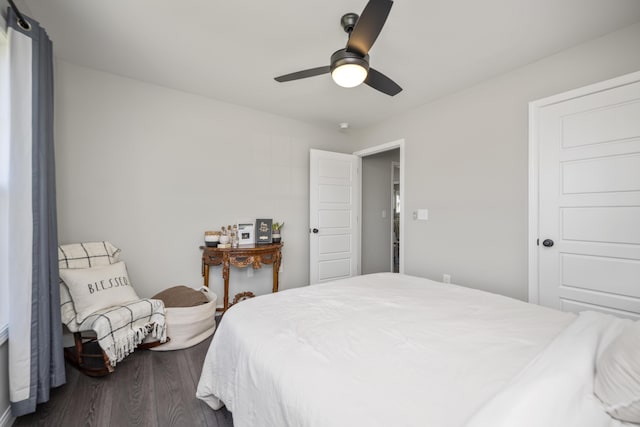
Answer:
top-left (64, 295), bottom-right (167, 366)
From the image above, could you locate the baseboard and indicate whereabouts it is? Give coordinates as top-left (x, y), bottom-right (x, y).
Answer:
top-left (0, 406), bottom-right (15, 427)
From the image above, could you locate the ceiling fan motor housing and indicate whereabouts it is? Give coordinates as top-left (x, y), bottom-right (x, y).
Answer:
top-left (341, 13), bottom-right (359, 33)
top-left (330, 49), bottom-right (370, 73)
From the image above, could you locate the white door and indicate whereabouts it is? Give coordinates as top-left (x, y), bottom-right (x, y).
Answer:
top-left (309, 149), bottom-right (359, 284)
top-left (533, 74), bottom-right (640, 319)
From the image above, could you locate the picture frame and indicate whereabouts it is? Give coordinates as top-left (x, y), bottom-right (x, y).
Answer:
top-left (236, 221), bottom-right (255, 245)
top-left (255, 218), bottom-right (273, 244)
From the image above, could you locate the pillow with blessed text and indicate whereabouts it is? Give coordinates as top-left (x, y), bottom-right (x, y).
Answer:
top-left (58, 241), bottom-right (122, 325)
top-left (59, 261), bottom-right (140, 323)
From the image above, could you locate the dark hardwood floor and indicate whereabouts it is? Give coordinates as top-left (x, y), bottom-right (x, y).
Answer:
top-left (14, 335), bottom-right (233, 427)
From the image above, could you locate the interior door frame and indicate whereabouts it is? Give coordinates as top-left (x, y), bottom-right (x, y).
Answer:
top-left (527, 70), bottom-right (640, 304)
top-left (353, 139), bottom-right (405, 274)
top-left (390, 161), bottom-right (400, 271)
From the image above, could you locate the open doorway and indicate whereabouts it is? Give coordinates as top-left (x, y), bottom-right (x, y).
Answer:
top-left (360, 149), bottom-right (400, 274)
top-left (355, 139), bottom-right (404, 275)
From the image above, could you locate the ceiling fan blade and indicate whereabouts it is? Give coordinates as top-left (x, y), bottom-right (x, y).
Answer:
top-left (347, 0), bottom-right (393, 57)
top-left (364, 68), bottom-right (402, 96)
top-left (274, 66), bottom-right (330, 82)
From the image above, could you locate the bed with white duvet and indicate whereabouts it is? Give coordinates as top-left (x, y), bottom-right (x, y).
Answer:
top-left (196, 273), bottom-right (640, 427)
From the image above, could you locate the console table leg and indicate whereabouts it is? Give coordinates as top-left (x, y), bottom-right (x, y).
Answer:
top-left (223, 256), bottom-right (230, 312)
top-left (273, 253), bottom-right (281, 293)
top-left (203, 263), bottom-right (209, 287)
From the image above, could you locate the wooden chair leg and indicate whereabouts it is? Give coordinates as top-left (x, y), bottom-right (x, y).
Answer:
top-left (74, 332), bottom-right (84, 366)
top-left (64, 332), bottom-right (113, 377)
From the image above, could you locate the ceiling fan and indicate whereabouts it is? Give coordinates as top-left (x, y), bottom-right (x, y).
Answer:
top-left (274, 0), bottom-right (402, 96)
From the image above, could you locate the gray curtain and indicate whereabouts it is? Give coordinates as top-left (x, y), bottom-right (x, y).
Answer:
top-left (7, 8), bottom-right (66, 416)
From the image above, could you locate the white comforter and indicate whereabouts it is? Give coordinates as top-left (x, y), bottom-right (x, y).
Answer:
top-left (465, 311), bottom-right (634, 427)
top-left (196, 273), bottom-right (607, 427)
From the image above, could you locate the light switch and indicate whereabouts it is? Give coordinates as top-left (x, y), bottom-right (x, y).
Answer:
top-left (416, 209), bottom-right (428, 221)
top-left (382, 209), bottom-right (387, 218)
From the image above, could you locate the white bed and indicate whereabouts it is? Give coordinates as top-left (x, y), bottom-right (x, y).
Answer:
top-left (196, 273), bottom-right (639, 427)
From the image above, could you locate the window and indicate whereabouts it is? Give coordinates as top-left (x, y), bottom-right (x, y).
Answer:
top-left (0, 14), bottom-right (9, 340)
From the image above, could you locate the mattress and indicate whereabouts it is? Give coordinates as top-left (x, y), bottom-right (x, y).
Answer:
top-left (197, 273), bottom-right (580, 426)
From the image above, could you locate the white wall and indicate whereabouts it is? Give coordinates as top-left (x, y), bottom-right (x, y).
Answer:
top-left (54, 60), bottom-right (350, 301)
top-left (361, 149), bottom-right (399, 274)
top-left (351, 22), bottom-right (640, 301)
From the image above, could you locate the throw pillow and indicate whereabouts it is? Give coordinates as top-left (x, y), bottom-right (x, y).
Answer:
top-left (60, 261), bottom-right (140, 323)
top-left (594, 320), bottom-right (640, 423)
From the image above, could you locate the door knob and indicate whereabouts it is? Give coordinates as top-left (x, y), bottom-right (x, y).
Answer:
top-left (542, 239), bottom-right (554, 247)
top-left (312, 228), bottom-right (319, 234)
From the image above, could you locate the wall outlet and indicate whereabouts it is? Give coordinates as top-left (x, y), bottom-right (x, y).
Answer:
top-left (247, 268), bottom-right (254, 278)
top-left (443, 274), bottom-right (451, 284)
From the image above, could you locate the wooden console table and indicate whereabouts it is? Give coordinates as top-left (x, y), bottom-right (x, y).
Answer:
top-left (200, 243), bottom-right (283, 312)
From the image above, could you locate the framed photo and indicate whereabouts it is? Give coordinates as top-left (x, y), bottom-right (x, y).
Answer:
top-left (255, 218), bottom-right (273, 244)
top-left (237, 222), bottom-right (255, 245)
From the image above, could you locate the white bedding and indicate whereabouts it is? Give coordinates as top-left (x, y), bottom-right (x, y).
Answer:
top-left (197, 273), bottom-right (591, 426)
top-left (465, 311), bottom-right (636, 427)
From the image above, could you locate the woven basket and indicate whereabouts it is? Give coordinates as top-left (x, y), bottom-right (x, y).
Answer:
top-left (150, 287), bottom-right (217, 351)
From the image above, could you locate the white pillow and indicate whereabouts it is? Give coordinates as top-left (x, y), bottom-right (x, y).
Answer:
top-left (59, 261), bottom-right (140, 323)
top-left (594, 320), bottom-right (640, 423)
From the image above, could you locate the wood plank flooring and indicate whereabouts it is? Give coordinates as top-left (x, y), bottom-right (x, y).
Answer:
top-left (14, 335), bottom-right (233, 427)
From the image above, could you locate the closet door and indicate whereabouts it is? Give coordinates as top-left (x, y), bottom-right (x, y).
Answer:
top-left (532, 73), bottom-right (640, 319)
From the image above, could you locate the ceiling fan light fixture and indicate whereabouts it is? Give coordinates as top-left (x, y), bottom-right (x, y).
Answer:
top-left (330, 49), bottom-right (369, 88)
top-left (332, 64), bottom-right (368, 88)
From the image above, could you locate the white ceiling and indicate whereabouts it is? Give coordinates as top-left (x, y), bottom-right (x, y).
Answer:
top-left (20, 0), bottom-right (640, 130)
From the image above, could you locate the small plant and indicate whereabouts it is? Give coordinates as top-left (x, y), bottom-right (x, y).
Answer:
top-left (272, 222), bottom-right (284, 232)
